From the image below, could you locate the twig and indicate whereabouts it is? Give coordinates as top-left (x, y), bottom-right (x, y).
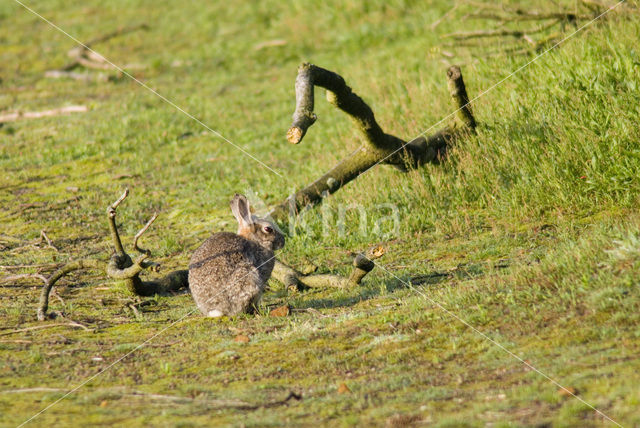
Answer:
top-left (110, 188), bottom-right (129, 210)
top-left (17, 202), bottom-right (46, 213)
top-left (40, 230), bottom-right (58, 252)
top-left (50, 289), bottom-right (65, 305)
top-left (133, 213), bottom-right (158, 255)
top-left (0, 388), bottom-right (64, 394)
top-left (37, 259), bottom-right (105, 321)
top-left (128, 303), bottom-right (142, 319)
top-left (250, 391), bottom-right (302, 409)
top-left (108, 188), bottom-right (129, 257)
top-left (0, 273), bottom-right (48, 285)
top-left (0, 234), bottom-right (22, 244)
top-left (0, 263), bottom-right (62, 270)
top-left (290, 307), bottom-right (331, 318)
top-left (59, 319), bottom-right (91, 331)
top-left (0, 323), bottom-right (91, 336)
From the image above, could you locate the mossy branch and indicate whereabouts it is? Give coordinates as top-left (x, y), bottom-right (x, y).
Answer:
top-left (271, 63), bottom-right (476, 222)
top-left (37, 259), bottom-right (105, 321)
top-left (272, 248), bottom-right (383, 289)
top-left (37, 189), bottom-right (189, 320)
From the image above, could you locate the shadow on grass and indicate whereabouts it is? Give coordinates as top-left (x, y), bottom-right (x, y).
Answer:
top-left (293, 261), bottom-right (507, 311)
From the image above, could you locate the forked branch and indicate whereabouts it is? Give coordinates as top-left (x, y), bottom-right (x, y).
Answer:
top-left (37, 189), bottom-right (188, 320)
top-left (270, 63), bottom-right (476, 222)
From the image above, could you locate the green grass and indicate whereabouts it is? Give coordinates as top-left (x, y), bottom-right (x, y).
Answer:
top-left (2, 0), bottom-right (640, 426)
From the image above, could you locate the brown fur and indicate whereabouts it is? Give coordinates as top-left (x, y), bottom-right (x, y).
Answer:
top-left (188, 194), bottom-right (284, 316)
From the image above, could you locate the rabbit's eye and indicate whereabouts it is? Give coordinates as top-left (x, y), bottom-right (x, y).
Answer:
top-left (263, 225), bottom-right (273, 234)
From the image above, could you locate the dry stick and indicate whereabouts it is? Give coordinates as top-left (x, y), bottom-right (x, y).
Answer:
top-left (50, 289), bottom-right (65, 305)
top-left (270, 63), bottom-right (476, 222)
top-left (0, 106), bottom-right (87, 123)
top-left (462, 0), bottom-right (592, 23)
top-left (134, 213), bottom-right (158, 255)
top-left (77, 24), bottom-right (149, 52)
top-left (0, 323), bottom-right (90, 336)
top-left (128, 303), bottom-right (142, 319)
top-left (135, 390), bottom-right (301, 410)
top-left (462, 0), bottom-right (595, 16)
top-left (0, 263), bottom-right (62, 270)
top-left (0, 273), bottom-right (47, 286)
top-left (0, 388), bottom-right (64, 394)
top-left (479, 32), bottom-right (563, 58)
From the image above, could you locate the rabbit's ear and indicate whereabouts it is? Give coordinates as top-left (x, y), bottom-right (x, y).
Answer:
top-left (231, 194), bottom-right (253, 228)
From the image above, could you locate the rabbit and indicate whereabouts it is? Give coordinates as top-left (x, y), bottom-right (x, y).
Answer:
top-left (188, 193), bottom-right (285, 317)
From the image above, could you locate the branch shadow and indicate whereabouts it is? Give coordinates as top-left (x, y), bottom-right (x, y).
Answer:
top-left (293, 261), bottom-right (506, 311)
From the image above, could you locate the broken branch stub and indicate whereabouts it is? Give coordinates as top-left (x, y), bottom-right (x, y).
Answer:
top-left (447, 66), bottom-right (475, 130)
top-left (272, 63), bottom-right (476, 222)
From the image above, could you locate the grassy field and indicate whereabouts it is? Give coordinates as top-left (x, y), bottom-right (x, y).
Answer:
top-left (1, 0), bottom-right (640, 426)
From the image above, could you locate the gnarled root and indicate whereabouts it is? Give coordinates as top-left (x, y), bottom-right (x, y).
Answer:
top-left (37, 189), bottom-right (189, 320)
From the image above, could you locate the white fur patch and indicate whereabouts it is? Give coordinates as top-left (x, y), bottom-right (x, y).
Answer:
top-left (207, 309), bottom-right (224, 318)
